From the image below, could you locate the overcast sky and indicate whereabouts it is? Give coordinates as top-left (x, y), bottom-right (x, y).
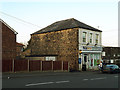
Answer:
top-left (0, 0), bottom-right (119, 47)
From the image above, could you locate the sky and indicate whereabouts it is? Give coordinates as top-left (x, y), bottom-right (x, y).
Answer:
top-left (0, 0), bottom-right (119, 47)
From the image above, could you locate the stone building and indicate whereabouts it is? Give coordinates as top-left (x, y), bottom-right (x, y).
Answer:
top-left (26, 18), bottom-right (102, 71)
top-left (1, 19), bottom-right (18, 60)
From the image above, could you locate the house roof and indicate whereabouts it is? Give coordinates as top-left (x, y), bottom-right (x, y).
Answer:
top-left (32, 18), bottom-right (102, 35)
top-left (0, 19), bottom-right (18, 34)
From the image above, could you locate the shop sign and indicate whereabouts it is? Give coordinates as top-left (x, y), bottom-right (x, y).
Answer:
top-left (82, 46), bottom-right (102, 51)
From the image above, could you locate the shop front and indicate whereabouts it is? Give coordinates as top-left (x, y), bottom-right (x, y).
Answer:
top-left (79, 46), bottom-right (102, 71)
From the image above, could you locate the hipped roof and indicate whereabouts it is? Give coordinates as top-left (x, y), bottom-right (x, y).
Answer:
top-left (32, 18), bottom-right (102, 35)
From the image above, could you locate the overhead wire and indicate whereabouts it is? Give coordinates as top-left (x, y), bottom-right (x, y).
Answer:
top-left (0, 11), bottom-right (42, 28)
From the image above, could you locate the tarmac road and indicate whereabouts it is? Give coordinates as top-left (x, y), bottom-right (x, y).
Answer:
top-left (2, 71), bottom-right (120, 88)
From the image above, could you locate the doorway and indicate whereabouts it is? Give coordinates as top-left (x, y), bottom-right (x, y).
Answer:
top-left (82, 54), bottom-right (87, 71)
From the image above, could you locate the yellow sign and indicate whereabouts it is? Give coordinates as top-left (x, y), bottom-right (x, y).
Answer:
top-left (79, 51), bottom-right (82, 53)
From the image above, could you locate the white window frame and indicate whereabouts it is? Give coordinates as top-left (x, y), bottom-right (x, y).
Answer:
top-left (89, 33), bottom-right (93, 44)
top-left (95, 34), bottom-right (99, 44)
top-left (82, 32), bottom-right (87, 43)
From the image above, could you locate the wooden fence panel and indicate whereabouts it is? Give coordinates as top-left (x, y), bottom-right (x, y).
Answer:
top-left (2, 60), bottom-right (69, 72)
top-left (42, 61), bottom-right (52, 71)
top-left (14, 60), bottom-right (28, 72)
top-left (29, 60), bottom-right (41, 71)
top-left (53, 61), bottom-right (62, 70)
top-left (2, 60), bottom-right (12, 72)
top-left (63, 61), bottom-right (68, 70)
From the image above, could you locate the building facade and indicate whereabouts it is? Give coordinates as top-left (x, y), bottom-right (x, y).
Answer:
top-left (102, 47), bottom-right (120, 64)
top-left (26, 18), bottom-right (102, 71)
top-left (78, 28), bottom-right (102, 70)
top-left (1, 19), bottom-right (18, 60)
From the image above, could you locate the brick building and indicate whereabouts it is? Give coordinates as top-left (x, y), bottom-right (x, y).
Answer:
top-left (1, 19), bottom-right (18, 60)
top-left (26, 18), bottom-right (102, 71)
top-left (16, 42), bottom-right (24, 59)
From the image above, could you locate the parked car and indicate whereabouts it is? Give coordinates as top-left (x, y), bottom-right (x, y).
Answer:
top-left (101, 64), bottom-right (120, 74)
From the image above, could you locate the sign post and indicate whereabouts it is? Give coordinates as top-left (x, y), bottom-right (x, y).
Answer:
top-left (78, 58), bottom-right (81, 71)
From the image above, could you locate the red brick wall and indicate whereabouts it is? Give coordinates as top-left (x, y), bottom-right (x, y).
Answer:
top-left (2, 22), bottom-right (16, 60)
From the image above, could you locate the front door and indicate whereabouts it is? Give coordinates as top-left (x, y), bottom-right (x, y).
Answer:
top-left (82, 54), bottom-right (87, 71)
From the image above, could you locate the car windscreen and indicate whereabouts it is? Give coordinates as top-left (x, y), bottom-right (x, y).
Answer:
top-left (106, 65), bottom-right (119, 69)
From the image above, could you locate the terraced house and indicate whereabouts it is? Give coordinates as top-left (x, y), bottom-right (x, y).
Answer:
top-left (26, 18), bottom-right (102, 71)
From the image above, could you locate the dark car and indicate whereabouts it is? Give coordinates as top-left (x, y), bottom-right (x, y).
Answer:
top-left (102, 64), bottom-right (120, 74)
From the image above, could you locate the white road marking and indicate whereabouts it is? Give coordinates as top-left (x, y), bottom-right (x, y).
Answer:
top-left (114, 76), bottom-right (118, 78)
top-left (25, 80), bottom-right (70, 87)
top-left (56, 80), bottom-right (70, 83)
top-left (25, 82), bottom-right (54, 86)
top-left (90, 77), bottom-right (106, 80)
top-left (83, 79), bottom-right (89, 81)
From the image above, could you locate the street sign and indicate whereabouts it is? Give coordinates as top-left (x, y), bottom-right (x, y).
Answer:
top-left (78, 58), bottom-right (81, 64)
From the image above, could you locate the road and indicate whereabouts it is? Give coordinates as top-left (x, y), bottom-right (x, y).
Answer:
top-left (2, 71), bottom-right (119, 88)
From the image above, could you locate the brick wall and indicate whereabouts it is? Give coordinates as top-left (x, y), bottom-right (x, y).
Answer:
top-left (28, 28), bottom-right (79, 70)
top-left (2, 22), bottom-right (16, 60)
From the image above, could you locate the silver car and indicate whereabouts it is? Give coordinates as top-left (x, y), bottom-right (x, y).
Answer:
top-left (102, 64), bottom-right (120, 73)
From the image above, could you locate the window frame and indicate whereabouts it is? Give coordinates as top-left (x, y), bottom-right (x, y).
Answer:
top-left (95, 34), bottom-right (99, 44)
top-left (89, 33), bottom-right (93, 44)
top-left (82, 32), bottom-right (87, 43)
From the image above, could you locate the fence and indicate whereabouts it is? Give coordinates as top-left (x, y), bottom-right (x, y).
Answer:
top-left (2, 60), bottom-right (69, 72)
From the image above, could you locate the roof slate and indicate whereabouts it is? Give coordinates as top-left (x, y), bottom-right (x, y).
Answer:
top-left (32, 18), bottom-right (102, 35)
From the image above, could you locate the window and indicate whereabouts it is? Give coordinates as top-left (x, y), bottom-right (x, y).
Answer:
top-left (83, 32), bottom-right (87, 43)
top-left (89, 33), bottom-right (93, 43)
top-left (95, 34), bottom-right (99, 44)
top-left (45, 56), bottom-right (56, 61)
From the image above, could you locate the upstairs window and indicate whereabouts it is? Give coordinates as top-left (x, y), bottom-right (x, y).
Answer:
top-left (83, 32), bottom-right (87, 43)
top-left (95, 34), bottom-right (99, 44)
top-left (45, 56), bottom-right (56, 61)
top-left (89, 33), bottom-right (93, 43)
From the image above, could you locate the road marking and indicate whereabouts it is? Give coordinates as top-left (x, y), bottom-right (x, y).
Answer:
top-left (56, 80), bottom-right (70, 83)
top-left (90, 77), bottom-right (106, 80)
top-left (25, 82), bottom-right (54, 86)
top-left (83, 79), bottom-right (89, 81)
top-left (114, 76), bottom-right (118, 78)
top-left (25, 80), bottom-right (70, 87)
top-left (83, 77), bottom-right (106, 81)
